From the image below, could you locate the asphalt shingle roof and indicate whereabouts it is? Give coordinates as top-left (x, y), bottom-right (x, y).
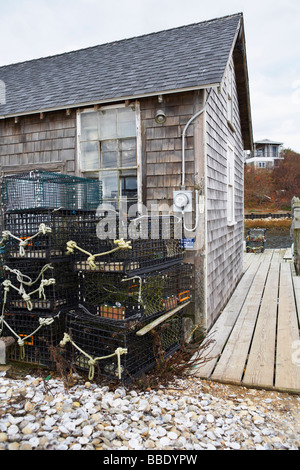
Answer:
top-left (0, 13), bottom-right (242, 117)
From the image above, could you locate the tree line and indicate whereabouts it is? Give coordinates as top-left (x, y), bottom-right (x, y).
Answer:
top-left (244, 149), bottom-right (300, 212)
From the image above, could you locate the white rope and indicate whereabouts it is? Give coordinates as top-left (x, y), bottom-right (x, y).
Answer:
top-left (66, 239), bottom-right (132, 270)
top-left (0, 224), bottom-right (52, 256)
top-left (0, 313), bottom-right (58, 360)
top-left (60, 333), bottom-right (128, 380)
top-left (121, 276), bottom-right (143, 304)
top-left (0, 258), bottom-right (58, 359)
top-left (3, 264), bottom-right (55, 311)
top-left (4, 263), bottom-right (53, 286)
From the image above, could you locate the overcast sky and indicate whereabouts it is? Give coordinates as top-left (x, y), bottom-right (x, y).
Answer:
top-left (0, 0), bottom-right (300, 152)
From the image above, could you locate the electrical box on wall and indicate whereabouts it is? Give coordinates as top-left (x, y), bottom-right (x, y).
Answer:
top-left (173, 190), bottom-right (193, 213)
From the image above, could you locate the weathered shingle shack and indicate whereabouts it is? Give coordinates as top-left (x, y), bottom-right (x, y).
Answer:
top-left (0, 13), bottom-right (253, 333)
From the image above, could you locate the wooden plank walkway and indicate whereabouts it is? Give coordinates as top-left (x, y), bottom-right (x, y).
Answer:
top-left (194, 249), bottom-right (300, 394)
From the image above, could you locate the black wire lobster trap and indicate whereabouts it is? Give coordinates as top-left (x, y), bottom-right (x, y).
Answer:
top-left (1, 311), bottom-right (65, 368)
top-left (1, 209), bottom-right (96, 261)
top-left (77, 262), bottom-right (193, 322)
top-left (61, 307), bottom-right (183, 383)
top-left (1, 170), bottom-right (102, 212)
top-left (67, 214), bottom-right (185, 274)
top-left (2, 259), bottom-right (78, 313)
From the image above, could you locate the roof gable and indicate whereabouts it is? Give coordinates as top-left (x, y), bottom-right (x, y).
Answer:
top-left (0, 14), bottom-right (242, 117)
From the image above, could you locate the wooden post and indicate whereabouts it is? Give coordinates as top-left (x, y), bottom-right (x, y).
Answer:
top-left (0, 337), bottom-right (15, 365)
top-left (292, 197), bottom-right (300, 275)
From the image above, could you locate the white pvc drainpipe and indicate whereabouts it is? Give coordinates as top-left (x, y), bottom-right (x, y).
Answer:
top-left (180, 88), bottom-right (213, 232)
top-left (181, 88), bottom-right (213, 190)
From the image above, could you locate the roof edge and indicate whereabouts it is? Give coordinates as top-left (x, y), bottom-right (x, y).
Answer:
top-left (233, 15), bottom-right (254, 151)
top-left (0, 83), bottom-right (220, 120)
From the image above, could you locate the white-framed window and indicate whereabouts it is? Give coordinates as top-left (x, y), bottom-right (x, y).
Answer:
top-left (77, 103), bottom-right (141, 211)
top-left (227, 143), bottom-right (236, 225)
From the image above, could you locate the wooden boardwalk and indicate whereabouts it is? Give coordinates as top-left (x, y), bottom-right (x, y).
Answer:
top-left (194, 249), bottom-right (300, 394)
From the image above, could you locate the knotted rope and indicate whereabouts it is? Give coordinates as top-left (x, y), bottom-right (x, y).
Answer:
top-left (0, 224), bottom-right (52, 256)
top-left (66, 238), bottom-right (132, 270)
top-left (3, 264), bottom-right (55, 311)
top-left (1, 313), bottom-right (58, 360)
top-left (0, 257), bottom-right (57, 358)
top-left (60, 333), bottom-right (128, 380)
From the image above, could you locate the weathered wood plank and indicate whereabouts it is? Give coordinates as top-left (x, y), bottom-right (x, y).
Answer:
top-left (193, 250), bottom-right (300, 393)
top-left (243, 251), bottom-right (254, 272)
top-left (292, 267), bottom-right (300, 325)
top-left (136, 302), bottom-right (190, 336)
top-left (275, 262), bottom-right (300, 393)
top-left (210, 251), bottom-right (272, 384)
top-left (193, 253), bottom-right (264, 379)
top-left (242, 252), bottom-right (280, 389)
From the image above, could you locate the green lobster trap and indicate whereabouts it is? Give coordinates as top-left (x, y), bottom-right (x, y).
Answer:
top-left (1, 170), bottom-right (102, 212)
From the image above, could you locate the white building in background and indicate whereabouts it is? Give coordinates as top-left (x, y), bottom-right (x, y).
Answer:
top-left (245, 139), bottom-right (284, 168)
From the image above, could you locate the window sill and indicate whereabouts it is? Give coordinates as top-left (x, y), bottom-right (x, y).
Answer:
top-left (227, 220), bottom-right (237, 227)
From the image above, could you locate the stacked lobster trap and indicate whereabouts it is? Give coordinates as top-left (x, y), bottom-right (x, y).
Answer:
top-left (0, 171), bottom-right (193, 383)
top-left (63, 214), bottom-right (193, 382)
top-left (0, 171), bottom-right (102, 368)
top-left (246, 228), bottom-right (266, 253)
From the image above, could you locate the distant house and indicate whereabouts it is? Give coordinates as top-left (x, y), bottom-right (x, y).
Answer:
top-left (0, 13), bottom-right (253, 333)
top-left (245, 139), bottom-right (284, 168)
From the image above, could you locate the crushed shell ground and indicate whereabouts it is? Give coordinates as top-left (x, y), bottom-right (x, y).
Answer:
top-left (0, 363), bottom-right (299, 451)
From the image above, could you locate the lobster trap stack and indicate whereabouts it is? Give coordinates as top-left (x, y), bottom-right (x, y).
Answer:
top-left (0, 171), bottom-right (102, 367)
top-left (0, 170), bottom-right (193, 383)
top-left (62, 214), bottom-right (193, 383)
top-left (246, 228), bottom-right (266, 253)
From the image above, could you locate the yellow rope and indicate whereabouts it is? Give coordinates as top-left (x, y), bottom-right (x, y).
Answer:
top-left (60, 333), bottom-right (128, 380)
top-left (66, 239), bottom-right (132, 270)
top-left (1, 313), bottom-right (57, 360)
top-left (1, 224), bottom-right (52, 256)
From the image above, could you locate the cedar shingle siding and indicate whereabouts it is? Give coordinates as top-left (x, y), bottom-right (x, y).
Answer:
top-left (0, 111), bottom-right (76, 174)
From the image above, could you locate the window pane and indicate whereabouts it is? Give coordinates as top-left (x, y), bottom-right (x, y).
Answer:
top-left (120, 138), bottom-right (136, 167)
top-left (120, 170), bottom-right (137, 199)
top-left (99, 170), bottom-right (119, 200)
top-left (117, 107), bottom-right (136, 138)
top-left (101, 140), bottom-right (118, 168)
top-left (81, 112), bottom-right (98, 141)
top-left (99, 109), bottom-right (117, 140)
top-left (81, 141), bottom-right (99, 170)
top-left (121, 150), bottom-right (136, 168)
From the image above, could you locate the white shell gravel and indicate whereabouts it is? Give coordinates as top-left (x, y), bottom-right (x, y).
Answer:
top-left (0, 371), bottom-right (299, 451)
